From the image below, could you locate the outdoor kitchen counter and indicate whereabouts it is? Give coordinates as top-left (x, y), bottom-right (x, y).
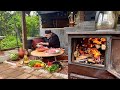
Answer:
top-left (66, 30), bottom-right (120, 35)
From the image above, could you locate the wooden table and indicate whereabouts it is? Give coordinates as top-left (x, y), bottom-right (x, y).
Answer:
top-left (31, 49), bottom-right (65, 61)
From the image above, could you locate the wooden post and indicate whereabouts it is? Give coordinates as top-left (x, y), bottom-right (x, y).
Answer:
top-left (74, 11), bottom-right (85, 25)
top-left (80, 11), bottom-right (85, 22)
top-left (21, 11), bottom-right (27, 50)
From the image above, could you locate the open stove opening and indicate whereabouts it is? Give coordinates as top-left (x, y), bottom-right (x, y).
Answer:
top-left (72, 37), bottom-right (107, 67)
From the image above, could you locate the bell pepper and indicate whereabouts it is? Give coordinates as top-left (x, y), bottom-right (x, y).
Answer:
top-left (47, 61), bottom-right (52, 66)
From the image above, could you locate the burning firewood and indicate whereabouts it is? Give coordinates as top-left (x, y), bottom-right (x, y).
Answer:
top-left (90, 48), bottom-right (101, 59)
top-left (73, 37), bottom-right (106, 65)
top-left (76, 55), bottom-right (88, 60)
top-left (93, 38), bottom-right (101, 44)
top-left (74, 44), bottom-right (80, 57)
top-left (95, 44), bottom-right (101, 49)
top-left (101, 38), bottom-right (106, 44)
top-left (101, 44), bottom-right (106, 50)
top-left (88, 58), bottom-right (95, 64)
top-left (101, 38), bottom-right (106, 42)
top-left (89, 38), bottom-right (93, 41)
top-left (79, 50), bottom-right (84, 55)
top-left (87, 44), bottom-right (94, 48)
top-left (74, 51), bottom-right (80, 57)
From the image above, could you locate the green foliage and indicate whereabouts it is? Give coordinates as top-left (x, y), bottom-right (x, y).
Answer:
top-left (26, 15), bottom-right (40, 37)
top-left (0, 11), bottom-right (40, 37)
top-left (0, 11), bottom-right (40, 49)
top-left (0, 11), bottom-right (13, 36)
top-left (0, 35), bottom-right (22, 49)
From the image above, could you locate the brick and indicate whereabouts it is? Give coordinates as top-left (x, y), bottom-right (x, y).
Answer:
top-left (7, 70), bottom-right (24, 78)
top-left (6, 77), bottom-right (16, 79)
top-left (38, 73), bottom-right (53, 79)
top-left (37, 76), bottom-right (43, 79)
top-left (31, 70), bottom-right (42, 76)
top-left (37, 69), bottom-right (49, 74)
top-left (53, 73), bottom-right (68, 79)
top-left (16, 73), bottom-right (31, 79)
top-left (0, 74), bottom-right (9, 79)
top-left (24, 68), bottom-right (34, 73)
top-left (9, 65), bottom-right (18, 69)
top-left (80, 11), bottom-right (85, 21)
top-left (49, 76), bottom-right (60, 79)
top-left (14, 67), bottom-right (25, 72)
top-left (50, 75), bottom-right (66, 79)
top-left (59, 67), bottom-right (68, 75)
top-left (0, 76), bottom-right (4, 79)
top-left (0, 68), bottom-right (16, 75)
top-left (28, 75), bottom-right (39, 79)
top-left (0, 63), bottom-right (11, 68)
top-left (0, 66), bottom-right (10, 73)
top-left (22, 66), bottom-right (31, 69)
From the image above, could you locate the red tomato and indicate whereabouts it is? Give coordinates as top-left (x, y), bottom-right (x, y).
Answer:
top-left (47, 61), bottom-right (52, 66)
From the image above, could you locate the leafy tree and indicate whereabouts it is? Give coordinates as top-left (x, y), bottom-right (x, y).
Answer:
top-left (0, 11), bottom-right (13, 36)
top-left (0, 11), bottom-right (40, 37)
top-left (0, 11), bottom-right (40, 49)
top-left (26, 15), bottom-right (40, 37)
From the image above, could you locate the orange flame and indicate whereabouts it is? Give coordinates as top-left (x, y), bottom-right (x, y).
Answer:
top-left (90, 48), bottom-right (101, 58)
top-left (89, 38), bottom-right (93, 41)
top-left (79, 50), bottom-right (84, 55)
top-left (89, 44), bottom-right (94, 48)
top-left (92, 38), bottom-right (101, 44)
top-left (101, 38), bottom-right (106, 42)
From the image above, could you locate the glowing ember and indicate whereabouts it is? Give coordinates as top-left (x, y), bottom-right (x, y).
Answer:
top-left (93, 38), bottom-right (101, 44)
top-left (79, 50), bottom-right (84, 55)
top-left (101, 38), bottom-right (106, 42)
top-left (89, 38), bottom-right (93, 41)
top-left (90, 48), bottom-right (101, 58)
top-left (88, 44), bottom-right (94, 48)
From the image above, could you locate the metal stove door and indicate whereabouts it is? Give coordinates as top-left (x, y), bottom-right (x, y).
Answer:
top-left (107, 36), bottom-right (120, 79)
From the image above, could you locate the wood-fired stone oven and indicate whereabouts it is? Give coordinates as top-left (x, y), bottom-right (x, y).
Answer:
top-left (67, 30), bottom-right (120, 79)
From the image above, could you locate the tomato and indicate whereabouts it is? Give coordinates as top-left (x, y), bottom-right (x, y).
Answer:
top-left (47, 61), bottom-right (52, 66)
top-left (34, 63), bottom-right (41, 67)
top-left (37, 64), bottom-right (41, 67)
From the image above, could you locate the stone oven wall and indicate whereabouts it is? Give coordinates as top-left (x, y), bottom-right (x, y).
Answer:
top-left (39, 22), bottom-right (120, 55)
